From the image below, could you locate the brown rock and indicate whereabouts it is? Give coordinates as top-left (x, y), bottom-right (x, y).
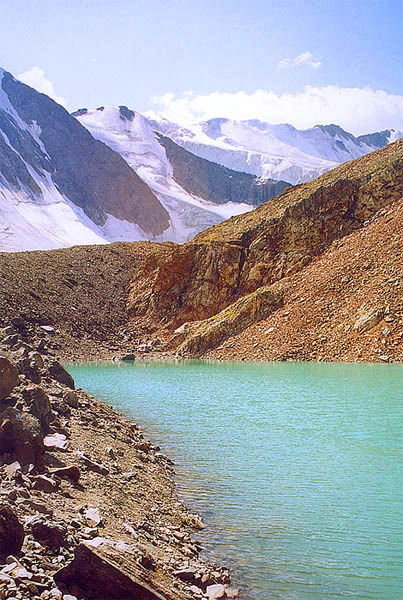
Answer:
top-left (0, 357), bottom-right (19, 402)
top-left (0, 504), bottom-right (25, 557)
top-left (33, 475), bottom-right (57, 493)
top-left (31, 518), bottom-right (67, 548)
top-left (0, 408), bottom-right (44, 467)
top-left (49, 465), bottom-right (80, 483)
top-left (55, 539), bottom-right (178, 599)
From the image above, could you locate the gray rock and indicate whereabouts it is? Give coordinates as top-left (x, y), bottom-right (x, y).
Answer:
top-left (206, 584), bottom-right (226, 599)
top-left (173, 566), bottom-right (197, 582)
top-left (48, 362), bottom-right (75, 389)
top-left (63, 390), bottom-right (78, 409)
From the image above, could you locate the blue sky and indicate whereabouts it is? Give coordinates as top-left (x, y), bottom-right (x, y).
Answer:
top-left (1, 0), bottom-right (402, 133)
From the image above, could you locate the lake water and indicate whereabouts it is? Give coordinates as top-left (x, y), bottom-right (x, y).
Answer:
top-left (67, 360), bottom-right (402, 600)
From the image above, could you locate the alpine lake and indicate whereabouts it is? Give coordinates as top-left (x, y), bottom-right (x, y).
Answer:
top-left (67, 360), bottom-right (402, 600)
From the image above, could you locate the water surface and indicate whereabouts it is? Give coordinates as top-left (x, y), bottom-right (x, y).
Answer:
top-left (67, 360), bottom-right (402, 600)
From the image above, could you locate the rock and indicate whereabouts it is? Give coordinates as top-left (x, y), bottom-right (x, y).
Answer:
top-left (4, 461), bottom-right (21, 477)
top-left (28, 351), bottom-right (44, 369)
top-left (48, 362), bottom-right (74, 389)
top-left (120, 354), bottom-right (135, 361)
top-left (225, 588), bottom-right (240, 598)
top-left (0, 326), bottom-right (17, 338)
top-left (40, 326), bottom-right (55, 334)
top-left (43, 433), bottom-right (69, 451)
top-left (173, 567), bottom-right (196, 582)
top-left (1, 334), bottom-right (19, 347)
top-left (79, 454), bottom-right (109, 476)
top-left (63, 391), bottom-right (78, 409)
top-left (55, 539), bottom-right (175, 599)
top-left (0, 505), bottom-right (25, 557)
top-left (0, 408), bottom-right (44, 467)
top-left (0, 357), bottom-right (19, 402)
top-left (31, 519), bottom-right (67, 548)
top-left (189, 585), bottom-right (203, 596)
top-left (33, 475), bottom-right (57, 493)
top-left (353, 305), bottom-right (384, 333)
top-left (48, 465), bottom-right (80, 483)
top-left (23, 387), bottom-right (52, 433)
top-left (85, 508), bottom-right (102, 526)
top-left (206, 584), bottom-right (226, 599)
top-left (15, 358), bottom-right (41, 384)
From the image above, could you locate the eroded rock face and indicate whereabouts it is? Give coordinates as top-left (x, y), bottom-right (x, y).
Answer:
top-left (0, 356), bottom-right (19, 401)
top-left (127, 140), bottom-right (403, 348)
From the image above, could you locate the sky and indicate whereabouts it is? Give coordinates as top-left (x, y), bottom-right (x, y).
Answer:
top-left (1, 0), bottom-right (402, 134)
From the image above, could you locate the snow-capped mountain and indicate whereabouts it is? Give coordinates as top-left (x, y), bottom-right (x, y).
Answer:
top-left (148, 116), bottom-right (402, 184)
top-left (0, 67), bottom-right (288, 251)
top-left (73, 106), bottom-right (289, 243)
top-left (0, 68), bottom-right (171, 252)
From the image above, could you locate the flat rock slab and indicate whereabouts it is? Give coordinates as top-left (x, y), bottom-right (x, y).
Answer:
top-left (55, 539), bottom-right (185, 600)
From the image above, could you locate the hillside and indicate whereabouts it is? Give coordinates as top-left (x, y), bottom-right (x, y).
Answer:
top-left (0, 141), bottom-right (401, 364)
top-left (127, 140), bottom-right (403, 361)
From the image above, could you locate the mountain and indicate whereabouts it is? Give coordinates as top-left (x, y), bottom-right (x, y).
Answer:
top-left (127, 139), bottom-right (403, 361)
top-left (73, 106), bottom-right (290, 243)
top-left (148, 116), bottom-right (402, 184)
top-left (0, 68), bottom-right (171, 252)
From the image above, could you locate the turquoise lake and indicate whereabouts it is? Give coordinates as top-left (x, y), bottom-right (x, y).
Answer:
top-left (67, 360), bottom-right (403, 600)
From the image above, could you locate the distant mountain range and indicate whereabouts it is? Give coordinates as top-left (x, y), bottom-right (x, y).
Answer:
top-left (0, 66), bottom-right (401, 251)
top-left (149, 116), bottom-right (402, 184)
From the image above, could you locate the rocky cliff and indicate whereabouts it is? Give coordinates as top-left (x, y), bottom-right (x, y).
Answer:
top-left (127, 140), bottom-right (403, 359)
top-left (156, 133), bottom-right (290, 206)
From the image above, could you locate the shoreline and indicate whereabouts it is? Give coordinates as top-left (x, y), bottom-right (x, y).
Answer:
top-left (0, 323), bottom-right (240, 600)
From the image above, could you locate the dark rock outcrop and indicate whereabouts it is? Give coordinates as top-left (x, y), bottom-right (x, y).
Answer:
top-left (157, 133), bottom-right (290, 206)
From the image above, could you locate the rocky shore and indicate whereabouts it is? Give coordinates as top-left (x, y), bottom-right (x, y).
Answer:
top-left (0, 322), bottom-right (239, 600)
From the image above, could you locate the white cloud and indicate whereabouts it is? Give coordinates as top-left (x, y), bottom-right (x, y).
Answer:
top-left (278, 51), bottom-right (322, 70)
top-left (147, 86), bottom-right (403, 135)
top-left (17, 66), bottom-right (67, 108)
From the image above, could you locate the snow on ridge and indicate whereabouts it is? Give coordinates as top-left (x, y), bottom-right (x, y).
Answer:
top-left (76, 106), bottom-right (253, 243)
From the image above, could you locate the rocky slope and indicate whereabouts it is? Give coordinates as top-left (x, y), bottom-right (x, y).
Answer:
top-left (0, 325), bottom-right (238, 600)
top-left (127, 140), bottom-right (403, 361)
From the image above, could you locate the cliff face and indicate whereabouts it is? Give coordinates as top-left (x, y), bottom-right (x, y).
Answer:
top-left (1, 70), bottom-right (170, 238)
top-left (156, 133), bottom-right (290, 206)
top-left (127, 140), bottom-right (403, 356)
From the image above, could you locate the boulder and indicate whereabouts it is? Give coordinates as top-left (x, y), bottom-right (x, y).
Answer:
top-left (0, 357), bottom-right (19, 402)
top-left (55, 539), bottom-right (176, 600)
top-left (15, 357), bottom-right (41, 384)
top-left (0, 408), bottom-right (44, 467)
top-left (23, 386), bottom-right (52, 433)
top-left (31, 518), bottom-right (68, 548)
top-left (0, 504), bottom-right (25, 557)
top-left (49, 465), bottom-right (80, 482)
top-left (64, 390), bottom-right (79, 408)
top-left (206, 584), bottom-right (226, 599)
top-left (353, 305), bottom-right (384, 333)
top-left (48, 361), bottom-right (75, 389)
